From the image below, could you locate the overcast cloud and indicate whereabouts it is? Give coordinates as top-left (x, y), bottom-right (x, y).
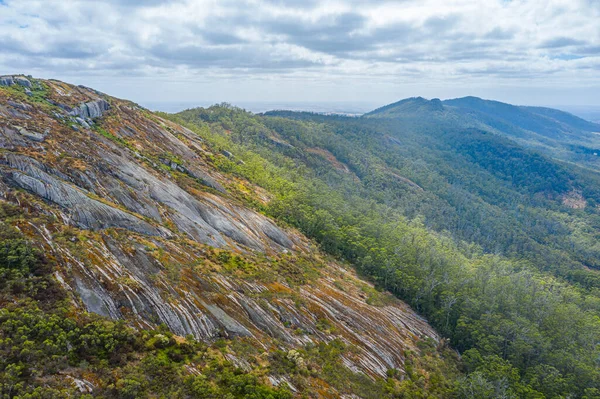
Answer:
top-left (1, 0), bottom-right (599, 109)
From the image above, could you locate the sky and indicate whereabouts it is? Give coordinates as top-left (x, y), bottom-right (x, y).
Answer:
top-left (0, 0), bottom-right (599, 112)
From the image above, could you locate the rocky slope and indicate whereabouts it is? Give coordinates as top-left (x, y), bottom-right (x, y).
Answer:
top-left (0, 75), bottom-right (441, 387)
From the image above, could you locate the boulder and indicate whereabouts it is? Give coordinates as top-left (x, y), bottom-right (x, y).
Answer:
top-left (15, 126), bottom-right (47, 142)
top-left (0, 76), bottom-right (15, 86)
top-left (7, 100), bottom-right (32, 111)
top-left (71, 99), bottom-right (110, 119)
top-left (75, 117), bottom-right (91, 129)
top-left (14, 76), bottom-right (32, 88)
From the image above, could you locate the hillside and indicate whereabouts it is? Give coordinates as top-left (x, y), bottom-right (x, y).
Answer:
top-left (2, 76), bottom-right (600, 398)
top-left (0, 76), bottom-right (455, 398)
top-left (174, 100), bottom-right (600, 398)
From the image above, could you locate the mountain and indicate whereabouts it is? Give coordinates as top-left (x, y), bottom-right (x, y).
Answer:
top-left (364, 97), bottom-right (445, 116)
top-left (367, 95), bottom-right (600, 136)
top-left (0, 76), bottom-right (450, 398)
top-left (367, 96), bottom-right (600, 170)
top-left (2, 77), bottom-right (600, 398)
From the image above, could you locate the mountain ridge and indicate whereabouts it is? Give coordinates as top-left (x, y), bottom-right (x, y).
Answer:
top-left (366, 95), bottom-right (600, 130)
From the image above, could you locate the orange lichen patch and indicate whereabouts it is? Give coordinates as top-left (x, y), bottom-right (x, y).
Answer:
top-left (224, 176), bottom-right (274, 206)
top-left (173, 335), bottom-right (187, 344)
top-left (11, 200), bottom-right (438, 378)
top-left (79, 371), bottom-right (102, 388)
top-left (265, 281), bottom-right (294, 294)
top-left (306, 377), bottom-right (337, 398)
top-left (252, 185), bottom-right (273, 204)
top-left (306, 147), bottom-right (352, 174)
top-left (50, 154), bottom-right (88, 171)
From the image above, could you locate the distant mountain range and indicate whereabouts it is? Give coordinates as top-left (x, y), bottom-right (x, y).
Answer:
top-left (365, 96), bottom-right (600, 170)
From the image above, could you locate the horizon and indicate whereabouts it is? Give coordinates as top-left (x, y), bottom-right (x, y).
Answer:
top-left (140, 96), bottom-right (600, 123)
top-left (139, 97), bottom-right (600, 119)
top-left (8, 71), bottom-right (600, 121)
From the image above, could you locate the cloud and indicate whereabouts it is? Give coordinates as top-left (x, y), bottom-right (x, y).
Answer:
top-left (539, 37), bottom-right (588, 48)
top-left (0, 0), bottom-right (598, 104)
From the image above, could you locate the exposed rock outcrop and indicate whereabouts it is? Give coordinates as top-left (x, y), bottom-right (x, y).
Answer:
top-left (45, 230), bottom-right (437, 377)
top-left (0, 77), bottom-right (442, 380)
top-left (0, 154), bottom-right (169, 237)
top-left (70, 99), bottom-right (110, 119)
top-left (0, 75), bottom-right (33, 88)
top-left (0, 76), bottom-right (15, 86)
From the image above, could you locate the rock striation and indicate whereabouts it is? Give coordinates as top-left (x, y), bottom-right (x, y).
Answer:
top-left (0, 76), bottom-right (441, 380)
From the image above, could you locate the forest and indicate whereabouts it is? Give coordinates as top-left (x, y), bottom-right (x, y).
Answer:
top-left (167, 101), bottom-right (600, 398)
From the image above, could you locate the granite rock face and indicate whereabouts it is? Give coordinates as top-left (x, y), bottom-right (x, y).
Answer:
top-left (0, 75), bottom-right (32, 88)
top-left (14, 76), bottom-right (32, 88)
top-left (0, 77), bottom-right (442, 380)
top-left (70, 99), bottom-right (110, 118)
top-left (45, 231), bottom-right (438, 377)
top-left (0, 79), bottom-right (296, 252)
top-left (0, 76), bottom-right (15, 86)
top-left (0, 154), bottom-right (169, 237)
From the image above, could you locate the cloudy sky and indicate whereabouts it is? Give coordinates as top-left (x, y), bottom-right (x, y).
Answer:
top-left (1, 0), bottom-right (599, 111)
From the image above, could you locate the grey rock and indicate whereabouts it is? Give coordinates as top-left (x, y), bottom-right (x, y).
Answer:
top-left (185, 165), bottom-right (227, 193)
top-left (71, 99), bottom-right (110, 119)
top-left (100, 153), bottom-right (280, 250)
top-left (201, 301), bottom-right (252, 337)
top-left (47, 99), bottom-right (72, 113)
top-left (68, 237), bottom-right (222, 340)
top-left (0, 154), bottom-right (168, 237)
top-left (267, 136), bottom-right (294, 149)
top-left (74, 276), bottom-right (122, 319)
top-left (99, 175), bottom-right (162, 222)
top-left (237, 208), bottom-right (294, 249)
top-left (0, 76), bottom-right (15, 86)
top-left (222, 150), bottom-right (234, 159)
top-left (240, 299), bottom-right (295, 342)
top-left (14, 76), bottom-right (32, 88)
top-left (3, 107), bottom-right (30, 119)
top-left (0, 126), bottom-right (32, 149)
top-left (14, 126), bottom-right (46, 142)
top-left (75, 117), bottom-right (91, 129)
top-left (159, 156), bottom-right (226, 193)
top-left (0, 180), bottom-right (7, 198)
top-left (7, 100), bottom-right (32, 111)
top-left (119, 126), bottom-right (136, 137)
